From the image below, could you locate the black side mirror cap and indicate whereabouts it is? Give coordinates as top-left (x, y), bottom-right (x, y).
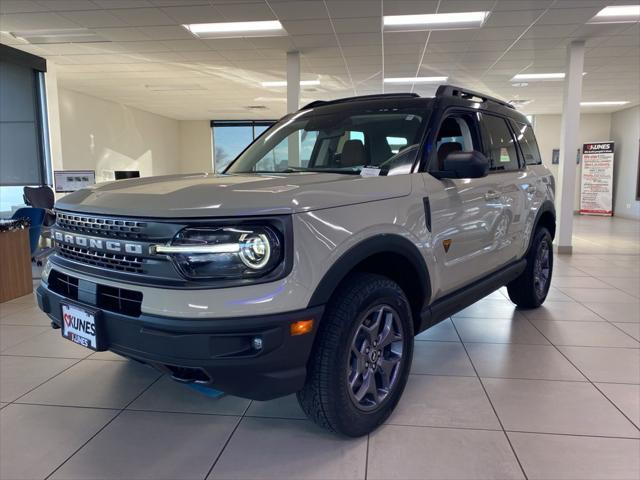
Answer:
top-left (432, 150), bottom-right (490, 179)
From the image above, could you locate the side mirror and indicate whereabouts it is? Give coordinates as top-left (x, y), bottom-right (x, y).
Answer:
top-left (435, 150), bottom-right (489, 179)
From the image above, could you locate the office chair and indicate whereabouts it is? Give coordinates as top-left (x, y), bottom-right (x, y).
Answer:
top-left (23, 186), bottom-right (56, 226)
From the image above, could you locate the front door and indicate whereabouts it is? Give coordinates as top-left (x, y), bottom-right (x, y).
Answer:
top-left (422, 111), bottom-right (507, 298)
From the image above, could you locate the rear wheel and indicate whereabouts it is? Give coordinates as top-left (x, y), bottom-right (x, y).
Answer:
top-left (507, 227), bottom-right (553, 308)
top-left (297, 273), bottom-right (413, 437)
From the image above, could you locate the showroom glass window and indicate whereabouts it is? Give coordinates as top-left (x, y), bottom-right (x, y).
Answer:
top-left (0, 45), bottom-right (50, 216)
top-left (212, 121), bottom-right (275, 173)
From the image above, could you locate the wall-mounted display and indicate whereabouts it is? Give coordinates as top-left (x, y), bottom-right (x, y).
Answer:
top-left (54, 170), bottom-right (95, 193)
top-left (580, 142), bottom-right (614, 216)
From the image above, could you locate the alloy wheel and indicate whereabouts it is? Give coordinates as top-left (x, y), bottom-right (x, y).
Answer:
top-left (346, 304), bottom-right (404, 411)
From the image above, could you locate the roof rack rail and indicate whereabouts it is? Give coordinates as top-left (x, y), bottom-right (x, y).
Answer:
top-left (436, 85), bottom-right (515, 110)
top-left (301, 93), bottom-right (420, 110)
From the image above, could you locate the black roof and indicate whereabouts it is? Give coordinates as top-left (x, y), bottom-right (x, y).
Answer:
top-left (300, 84), bottom-right (529, 124)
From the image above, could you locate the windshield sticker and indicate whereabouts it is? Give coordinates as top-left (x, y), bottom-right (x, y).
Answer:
top-left (360, 167), bottom-right (382, 178)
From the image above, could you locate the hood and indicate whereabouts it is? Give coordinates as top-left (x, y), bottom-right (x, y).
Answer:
top-left (55, 172), bottom-right (412, 218)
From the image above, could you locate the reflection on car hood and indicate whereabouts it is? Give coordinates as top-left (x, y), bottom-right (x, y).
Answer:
top-left (55, 172), bottom-right (412, 218)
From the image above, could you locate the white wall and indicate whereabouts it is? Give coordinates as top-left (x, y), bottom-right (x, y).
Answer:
top-left (179, 120), bottom-right (213, 173)
top-left (534, 113), bottom-right (612, 210)
top-left (57, 88), bottom-right (181, 182)
top-left (610, 106), bottom-right (640, 220)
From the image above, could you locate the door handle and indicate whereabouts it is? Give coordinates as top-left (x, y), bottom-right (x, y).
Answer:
top-left (484, 191), bottom-right (501, 201)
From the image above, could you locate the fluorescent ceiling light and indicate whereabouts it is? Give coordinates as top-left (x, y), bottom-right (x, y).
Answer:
top-left (384, 12), bottom-right (490, 31)
top-left (183, 20), bottom-right (286, 39)
top-left (261, 80), bottom-right (321, 87)
top-left (588, 5), bottom-right (640, 23)
top-left (581, 101), bottom-right (629, 106)
top-left (11, 28), bottom-right (106, 44)
top-left (511, 73), bottom-right (565, 81)
top-left (145, 84), bottom-right (206, 91)
top-left (384, 76), bottom-right (448, 84)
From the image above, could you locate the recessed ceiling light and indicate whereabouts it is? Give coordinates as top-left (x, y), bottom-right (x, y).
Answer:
top-left (588, 5), bottom-right (640, 24)
top-left (383, 76), bottom-right (448, 84)
top-left (183, 20), bottom-right (286, 39)
top-left (261, 80), bottom-right (321, 87)
top-left (580, 101), bottom-right (629, 106)
top-left (383, 12), bottom-right (490, 31)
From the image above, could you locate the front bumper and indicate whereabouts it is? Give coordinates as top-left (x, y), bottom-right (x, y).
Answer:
top-left (37, 282), bottom-right (323, 400)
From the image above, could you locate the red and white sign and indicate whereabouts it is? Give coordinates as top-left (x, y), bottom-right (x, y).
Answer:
top-left (580, 142), bottom-right (614, 216)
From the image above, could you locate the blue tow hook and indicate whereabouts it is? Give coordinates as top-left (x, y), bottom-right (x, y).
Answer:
top-left (184, 383), bottom-right (225, 398)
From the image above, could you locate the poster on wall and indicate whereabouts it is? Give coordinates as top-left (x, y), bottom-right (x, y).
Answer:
top-left (579, 142), bottom-right (614, 216)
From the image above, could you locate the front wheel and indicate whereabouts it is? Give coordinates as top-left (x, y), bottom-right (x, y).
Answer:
top-left (297, 273), bottom-right (413, 437)
top-left (507, 227), bottom-right (553, 308)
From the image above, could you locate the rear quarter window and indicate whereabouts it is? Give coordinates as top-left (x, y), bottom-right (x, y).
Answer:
top-left (511, 120), bottom-right (542, 165)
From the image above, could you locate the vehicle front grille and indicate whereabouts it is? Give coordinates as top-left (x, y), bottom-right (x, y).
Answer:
top-left (56, 212), bottom-right (148, 240)
top-left (57, 244), bottom-right (144, 274)
top-left (48, 270), bottom-right (143, 317)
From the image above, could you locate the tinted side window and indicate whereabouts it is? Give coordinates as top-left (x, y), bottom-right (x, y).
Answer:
top-left (511, 120), bottom-right (542, 165)
top-left (482, 114), bottom-right (520, 172)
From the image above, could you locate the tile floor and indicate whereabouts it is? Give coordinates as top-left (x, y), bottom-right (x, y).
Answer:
top-left (1, 216), bottom-right (639, 480)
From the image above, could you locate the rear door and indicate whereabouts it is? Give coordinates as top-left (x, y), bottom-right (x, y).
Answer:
top-left (479, 113), bottom-right (532, 264)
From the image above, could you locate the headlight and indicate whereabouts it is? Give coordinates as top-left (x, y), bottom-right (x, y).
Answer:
top-left (152, 224), bottom-right (283, 280)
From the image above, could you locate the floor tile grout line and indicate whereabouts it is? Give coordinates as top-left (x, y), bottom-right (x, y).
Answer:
top-left (0, 326), bottom-right (57, 354)
top-left (522, 316), bottom-right (640, 432)
top-left (203, 399), bottom-right (252, 479)
top-left (6, 357), bottom-right (86, 408)
top-left (43, 373), bottom-right (164, 480)
top-left (580, 302), bottom-right (640, 344)
top-left (450, 320), bottom-right (529, 480)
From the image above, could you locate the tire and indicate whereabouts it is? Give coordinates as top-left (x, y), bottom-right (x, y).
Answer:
top-left (507, 227), bottom-right (553, 308)
top-left (297, 272), bottom-right (414, 437)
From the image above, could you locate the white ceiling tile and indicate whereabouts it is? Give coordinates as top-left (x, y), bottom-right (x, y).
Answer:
top-left (0, 11), bottom-right (81, 30)
top-left (280, 19), bottom-right (332, 35)
top-left (325, 1), bottom-right (382, 18)
top-left (36, 0), bottom-right (103, 10)
top-left (111, 7), bottom-right (175, 26)
top-left (93, 0), bottom-right (154, 8)
top-left (290, 34), bottom-right (337, 48)
top-left (212, 2), bottom-right (275, 21)
top-left (58, 10), bottom-right (129, 28)
top-left (203, 38), bottom-right (258, 50)
top-left (0, 1), bottom-right (48, 14)
top-left (484, 10), bottom-right (546, 28)
top-left (92, 27), bottom-right (150, 41)
top-left (331, 17), bottom-right (380, 34)
top-left (137, 25), bottom-right (194, 39)
top-left (381, 0), bottom-right (438, 16)
top-left (160, 5), bottom-right (222, 24)
top-left (337, 32), bottom-right (381, 46)
top-left (269, 1), bottom-right (327, 20)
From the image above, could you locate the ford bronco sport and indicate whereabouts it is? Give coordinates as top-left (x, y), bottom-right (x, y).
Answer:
top-left (37, 85), bottom-right (555, 436)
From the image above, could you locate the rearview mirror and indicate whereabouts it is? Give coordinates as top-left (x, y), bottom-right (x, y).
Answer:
top-left (434, 150), bottom-right (489, 179)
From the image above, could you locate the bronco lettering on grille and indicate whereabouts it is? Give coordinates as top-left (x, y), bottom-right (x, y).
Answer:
top-left (54, 231), bottom-right (145, 255)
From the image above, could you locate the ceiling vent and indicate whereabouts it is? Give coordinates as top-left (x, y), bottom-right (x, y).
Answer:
top-left (246, 105), bottom-right (267, 110)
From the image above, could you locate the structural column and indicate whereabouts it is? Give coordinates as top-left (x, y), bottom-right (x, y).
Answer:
top-left (556, 40), bottom-right (585, 255)
top-left (286, 51), bottom-right (300, 166)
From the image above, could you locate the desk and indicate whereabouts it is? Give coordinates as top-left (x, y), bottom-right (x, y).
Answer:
top-left (0, 228), bottom-right (33, 302)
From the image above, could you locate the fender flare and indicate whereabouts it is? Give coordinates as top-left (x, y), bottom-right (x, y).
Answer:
top-left (307, 234), bottom-right (431, 308)
top-left (526, 200), bottom-right (556, 254)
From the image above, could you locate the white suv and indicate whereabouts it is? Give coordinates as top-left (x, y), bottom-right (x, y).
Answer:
top-left (37, 86), bottom-right (555, 436)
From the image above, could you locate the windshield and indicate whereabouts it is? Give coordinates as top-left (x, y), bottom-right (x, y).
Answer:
top-left (225, 105), bottom-right (429, 176)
